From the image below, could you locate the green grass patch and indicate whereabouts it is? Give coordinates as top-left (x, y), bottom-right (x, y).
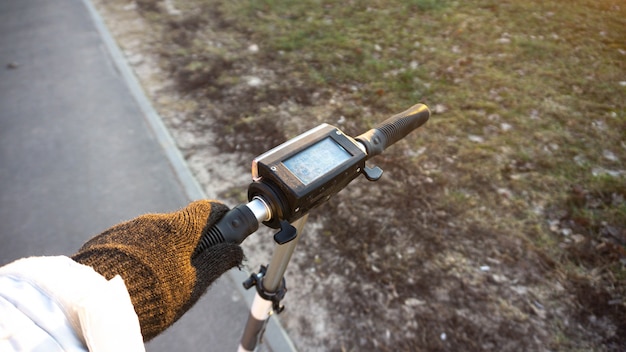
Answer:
top-left (134, 0), bottom-right (626, 348)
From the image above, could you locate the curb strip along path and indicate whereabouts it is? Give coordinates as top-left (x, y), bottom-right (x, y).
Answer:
top-left (82, 1), bottom-right (296, 350)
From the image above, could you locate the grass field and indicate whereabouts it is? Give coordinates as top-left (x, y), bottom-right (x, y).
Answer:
top-left (101, 0), bottom-right (625, 350)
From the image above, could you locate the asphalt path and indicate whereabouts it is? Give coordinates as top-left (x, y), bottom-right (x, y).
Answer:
top-left (0, 0), bottom-right (293, 350)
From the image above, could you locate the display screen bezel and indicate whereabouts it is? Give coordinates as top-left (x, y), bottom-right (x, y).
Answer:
top-left (252, 124), bottom-right (366, 195)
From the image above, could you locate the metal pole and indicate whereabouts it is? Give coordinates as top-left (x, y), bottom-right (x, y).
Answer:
top-left (263, 215), bottom-right (307, 291)
top-left (238, 215), bottom-right (308, 351)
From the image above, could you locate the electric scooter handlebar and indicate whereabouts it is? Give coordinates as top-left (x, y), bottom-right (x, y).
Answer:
top-left (193, 103), bottom-right (430, 256)
top-left (356, 103), bottom-right (430, 158)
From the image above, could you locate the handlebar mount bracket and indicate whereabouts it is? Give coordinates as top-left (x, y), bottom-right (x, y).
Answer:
top-left (243, 265), bottom-right (288, 315)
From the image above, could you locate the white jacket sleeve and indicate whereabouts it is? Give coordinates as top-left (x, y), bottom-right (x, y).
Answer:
top-left (0, 256), bottom-right (145, 352)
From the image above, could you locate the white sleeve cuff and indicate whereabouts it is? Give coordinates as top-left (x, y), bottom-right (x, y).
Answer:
top-left (0, 256), bottom-right (145, 352)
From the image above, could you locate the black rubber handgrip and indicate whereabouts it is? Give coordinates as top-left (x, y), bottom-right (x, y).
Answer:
top-left (193, 204), bottom-right (258, 257)
top-left (355, 103), bottom-right (430, 157)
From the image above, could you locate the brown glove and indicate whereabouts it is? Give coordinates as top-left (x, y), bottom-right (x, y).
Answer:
top-left (72, 200), bottom-right (243, 341)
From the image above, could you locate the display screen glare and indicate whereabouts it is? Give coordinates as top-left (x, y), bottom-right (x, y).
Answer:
top-left (283, 137), bottom-right (351, 185)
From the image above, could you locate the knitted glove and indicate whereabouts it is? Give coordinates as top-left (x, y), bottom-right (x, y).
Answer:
top-left (71, 200), bottom-right (243, 341)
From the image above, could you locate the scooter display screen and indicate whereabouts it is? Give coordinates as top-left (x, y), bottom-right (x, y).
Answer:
top-left (282, 137), bottom-right (351, 185)
top-left (250, 124), bottom-right (367, 226)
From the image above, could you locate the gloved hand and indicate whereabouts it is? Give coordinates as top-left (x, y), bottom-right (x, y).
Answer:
top-left (72, 200), bottom-right (243, 341)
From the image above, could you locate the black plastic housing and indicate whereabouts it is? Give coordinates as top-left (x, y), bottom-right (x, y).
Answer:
top-left (249, 124), bottom-right (367, 227)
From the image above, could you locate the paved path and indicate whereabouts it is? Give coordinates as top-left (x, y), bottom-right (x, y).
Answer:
top-left (0, 0), bottom-right (293, 350)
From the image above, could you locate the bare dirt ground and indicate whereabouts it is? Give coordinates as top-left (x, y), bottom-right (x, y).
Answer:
top-left (93, 1), bottom-right (625, 351)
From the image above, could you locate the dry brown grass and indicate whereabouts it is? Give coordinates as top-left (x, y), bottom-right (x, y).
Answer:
top-left (96, 0), bottom-right (625, 350)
